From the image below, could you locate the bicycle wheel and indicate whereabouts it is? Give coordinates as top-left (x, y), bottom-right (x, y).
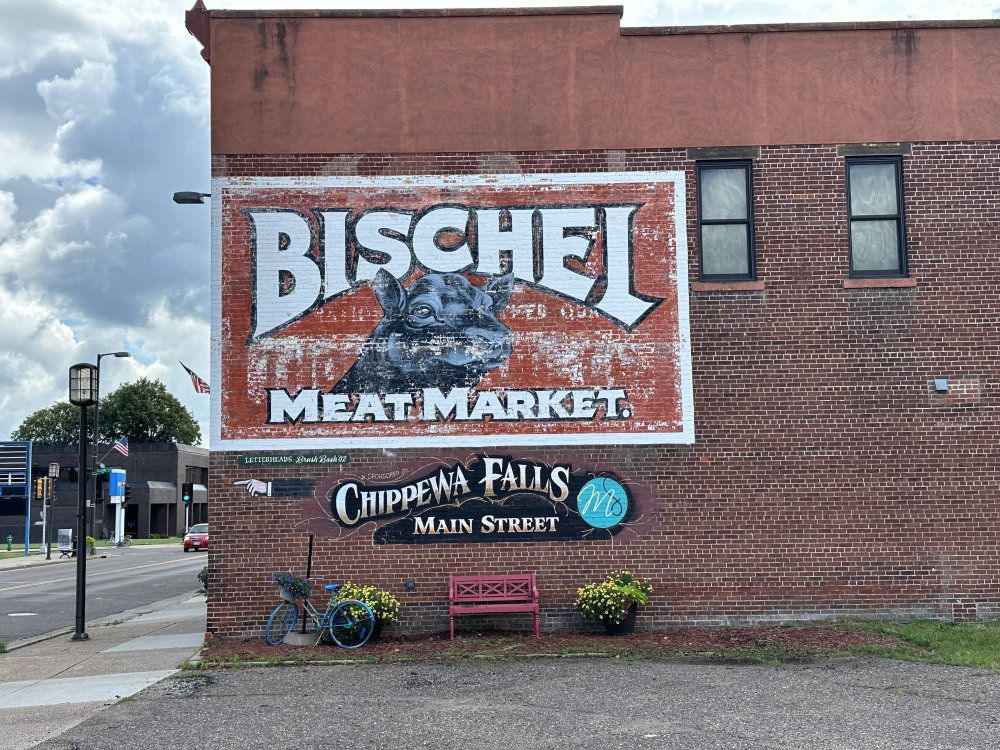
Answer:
top-left (265, 602), bottom-right (297, 645)
top-left (104, 537), bottom-right (115, 547)
top-left (328, 600), bottom-right (374, 648)
top-left (123, 537), bottom-right (132, 547)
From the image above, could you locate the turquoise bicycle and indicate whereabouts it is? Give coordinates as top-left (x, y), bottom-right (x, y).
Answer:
top-left (265, 580), bottom-right (375, 648)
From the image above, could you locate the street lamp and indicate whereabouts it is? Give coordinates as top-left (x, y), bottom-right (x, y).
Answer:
top-left (172, 191), bottom-right (210, 205)
top-left (91, 351), bottom-right (130, 538)
top-left (69, 363), bottom-right (97, 641)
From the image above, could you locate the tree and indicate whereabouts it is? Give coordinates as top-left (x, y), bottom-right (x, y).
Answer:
top-left (10, 378), bottom-right (201, 446)
top-left (99, 378), bottom-right (201, 445)
top-left (11, 402), bottom-right (93, 444)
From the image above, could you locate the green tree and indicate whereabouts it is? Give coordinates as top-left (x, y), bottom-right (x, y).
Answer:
top-left (11, 402), bottom-right (93, 444)
top-left (99, 378), bottom-right (201, 445)
top-left (10, 378), bottom-right (200, 446)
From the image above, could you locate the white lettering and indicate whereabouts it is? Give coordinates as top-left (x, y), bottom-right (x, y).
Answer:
top-left (248, 210), bottom-right (320, 341)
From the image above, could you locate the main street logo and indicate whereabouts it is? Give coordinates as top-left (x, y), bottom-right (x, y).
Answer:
top-left (214, 172), bottom-right (693, 449)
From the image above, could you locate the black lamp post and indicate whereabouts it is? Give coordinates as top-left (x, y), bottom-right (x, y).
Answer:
top-left (69, 363), bottom-right (97, 641)
top-left (91, 351), bottom-right (130, 537)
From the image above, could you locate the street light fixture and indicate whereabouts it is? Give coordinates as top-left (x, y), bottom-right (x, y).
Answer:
top-left (91, 351), bottom-right (130, 538)
top-left (172, 191), bottom-right (210, 205)
top-left (68, 363), bottom-right (97, 641)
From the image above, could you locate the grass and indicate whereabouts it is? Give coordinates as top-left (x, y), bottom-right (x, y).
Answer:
top-left (0, 537), bottom-right (182, 560)
top-left (841, 619), bottom-right (1000, 670)
top-left (118, 537), bottom-right (182, 546)
top-left (0, 640), bottom-right (6, 654)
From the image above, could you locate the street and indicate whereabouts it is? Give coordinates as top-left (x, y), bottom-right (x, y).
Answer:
top-left (0, 545), bottom-right (205, 645)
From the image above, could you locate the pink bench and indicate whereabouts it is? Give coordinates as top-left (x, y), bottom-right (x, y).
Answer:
top-left (449, 573), bottom-right (540, 640)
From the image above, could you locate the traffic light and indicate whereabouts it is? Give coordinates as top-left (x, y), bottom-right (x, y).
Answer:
top-left (122, 483), bottom-right (132, 507)
top-left (43, 477), bottom-right (53, 503)
top-left (182, 482), bottom-right (193, 505)
top-left (35, 478), bottom-right (44, 499)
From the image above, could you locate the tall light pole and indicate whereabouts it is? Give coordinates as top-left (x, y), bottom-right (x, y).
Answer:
top-left (91, 351), bottom-right (130, 537)
top-left (69, 363), bottom-right (98, 641)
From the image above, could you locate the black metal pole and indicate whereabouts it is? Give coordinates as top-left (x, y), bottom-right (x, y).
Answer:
top-left (301, 535), bottom-right (314, 634)
top-left (45, 481), bottom-right (54, 560)
top-left (73, 406), bottom-right (89, 640)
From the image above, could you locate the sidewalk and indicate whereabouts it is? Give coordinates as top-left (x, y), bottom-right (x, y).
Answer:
top-left (0, 558), bottom-right (205, 750)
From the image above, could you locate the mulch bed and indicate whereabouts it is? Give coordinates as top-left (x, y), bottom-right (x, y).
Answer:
top-left (198, 625), bottom-right (909, 666)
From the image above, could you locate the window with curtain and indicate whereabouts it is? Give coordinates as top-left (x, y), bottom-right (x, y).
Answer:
top-left (847, 156), bottom-right (907, 277)
top-left (696, 161), bottom-right (754, 281)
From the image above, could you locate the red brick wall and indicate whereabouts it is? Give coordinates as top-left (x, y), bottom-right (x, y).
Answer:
top-left (207, 141), bottom-right (1000, 639)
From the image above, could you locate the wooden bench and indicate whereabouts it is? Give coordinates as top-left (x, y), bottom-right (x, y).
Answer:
top-left (449, 573), bottom-right (539, 640)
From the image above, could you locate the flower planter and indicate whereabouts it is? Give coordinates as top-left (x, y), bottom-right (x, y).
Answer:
top-left (603, 603), bottom-right (637, 636)
top-left (279, 587), bottom-right (298, 602)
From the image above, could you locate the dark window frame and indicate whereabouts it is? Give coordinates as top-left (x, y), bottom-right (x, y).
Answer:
top-left (846, 155), bottom-right (907, 278)
top-left (696, 160), bottom-right (756, 282)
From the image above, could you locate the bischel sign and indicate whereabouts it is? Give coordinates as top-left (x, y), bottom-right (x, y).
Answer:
top-left (212, 172), bottom-right (693, 449)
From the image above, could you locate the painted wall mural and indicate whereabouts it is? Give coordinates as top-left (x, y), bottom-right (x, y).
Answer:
top-left (236, 454), bottom-right (654, 545)
top-left (213, 172), bottom-right (693, 449)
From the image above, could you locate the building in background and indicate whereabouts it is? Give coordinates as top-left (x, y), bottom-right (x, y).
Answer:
top-left (0, 442), bottom-right (207, 544)
top-left (187, 3), bottom-right (1000, 639)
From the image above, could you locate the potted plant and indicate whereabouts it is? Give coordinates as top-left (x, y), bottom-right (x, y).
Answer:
top-left (270, 568), bottom-right (311, 601)
top-left (574, 570), bottom-right (653, 635)
top-left (337, 582), bottom-right (400, 637)
top-left (85, 536), bottom-right (96, 556)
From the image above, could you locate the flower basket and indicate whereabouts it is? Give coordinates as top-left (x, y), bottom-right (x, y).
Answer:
top-left (574, 570), bottom-right (653, 632)
top-left (603, 603), bottom-right (637, 636)
top-left (336, 582), bottom-right (400, 626)
top-left (269, 568), bottom-right (311, 601)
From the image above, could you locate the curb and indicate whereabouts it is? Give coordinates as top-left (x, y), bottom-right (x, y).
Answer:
top-left (4, 590), bottom-right (205, 652)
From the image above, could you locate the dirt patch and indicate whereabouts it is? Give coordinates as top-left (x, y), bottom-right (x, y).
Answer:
top-left (199, 625), bottom-right (909, 666)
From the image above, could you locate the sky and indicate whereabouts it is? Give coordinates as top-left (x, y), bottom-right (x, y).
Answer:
top-left (1, 0), bottom-right (997, 447)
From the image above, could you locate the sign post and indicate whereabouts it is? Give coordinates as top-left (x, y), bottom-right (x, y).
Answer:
top-left (109, 469), bottom-right (126, 543)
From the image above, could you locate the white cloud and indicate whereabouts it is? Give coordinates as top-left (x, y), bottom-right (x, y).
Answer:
top-left (38, 60), bottom-right (117, 123)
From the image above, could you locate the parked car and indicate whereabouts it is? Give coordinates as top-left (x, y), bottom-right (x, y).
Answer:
top-left (183, 523), bottom-right (209, 552)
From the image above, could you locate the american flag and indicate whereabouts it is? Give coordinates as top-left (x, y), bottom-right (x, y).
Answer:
top-left (113, 436), bottom-right (129, 457)
top-left (180, 362), bottom-right (210, 394)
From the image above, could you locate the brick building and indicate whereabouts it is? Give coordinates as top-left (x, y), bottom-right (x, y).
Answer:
top-left (187, 3), bottom-right (1000, 639)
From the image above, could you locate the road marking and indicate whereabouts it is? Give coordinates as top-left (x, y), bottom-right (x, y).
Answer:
top-left (0, 557), bottom-right (204, 593)
top-left (7, 612), bottom-right (37, 617)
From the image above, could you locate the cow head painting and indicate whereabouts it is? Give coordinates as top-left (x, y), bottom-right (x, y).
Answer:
top-left (333, 269), bottom-right (515, 394)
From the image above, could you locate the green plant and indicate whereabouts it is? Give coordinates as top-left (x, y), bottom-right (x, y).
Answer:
top-left (85, 536), bottom-right (96, 549)
top-left (574, 570), bottom-right (653, 625)
top-left (198, 566), bottom-right (208, 589)
top-left (338, 582), bottom-right (401, 625)
top-left (270, 568), bottom-right (311, 599)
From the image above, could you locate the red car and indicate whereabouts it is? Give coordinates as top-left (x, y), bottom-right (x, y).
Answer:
top-left (183, 523), bottom-right (209, 552)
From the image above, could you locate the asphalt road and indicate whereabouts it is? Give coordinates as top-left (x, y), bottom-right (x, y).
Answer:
top-left (34, 658), bottom-right (1000, 750)
top-left (0, 545), bottom-right (206, 643)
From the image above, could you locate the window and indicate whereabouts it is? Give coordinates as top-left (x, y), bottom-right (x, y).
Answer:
top-left (696, 160), bottom-right (754, 281)
top-left (847, 156), bottom-right (906, 277)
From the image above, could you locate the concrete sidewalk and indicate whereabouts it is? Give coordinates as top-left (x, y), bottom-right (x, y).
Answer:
top-left (0, 568), bottom-right (205, 750)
